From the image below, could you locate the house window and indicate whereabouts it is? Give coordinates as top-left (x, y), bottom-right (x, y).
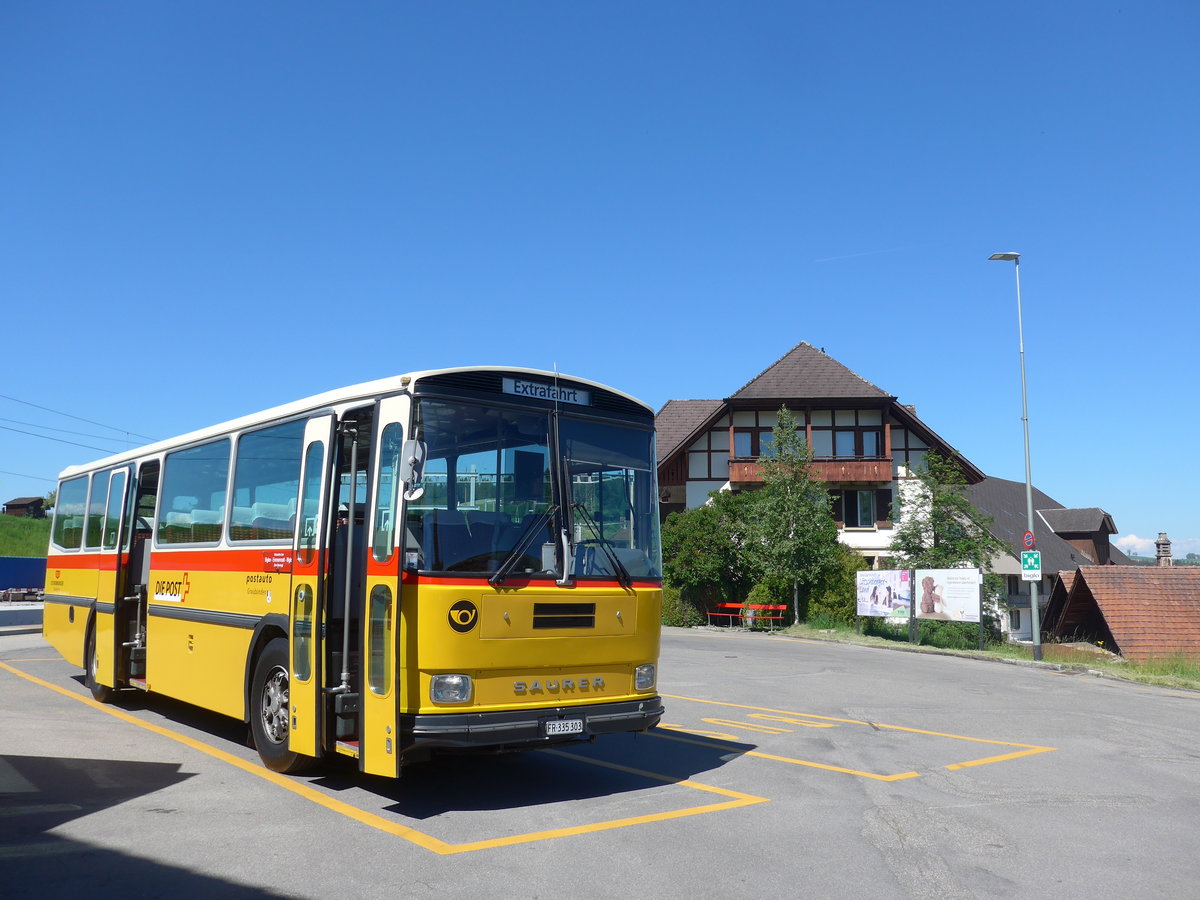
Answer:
top-left (1009, 609), bottom-right (1021, 631)
top-left (812, 409), bottom-right (883, 459)
top-left (831, 488), bottom-right (891, 528)
top-left (730, 410), bottom-right (789, 459)
top-left (846, 490), bottom-right (875, 528)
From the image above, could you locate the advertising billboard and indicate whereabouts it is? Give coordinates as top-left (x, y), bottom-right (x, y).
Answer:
top-left (914, 568), bottom-right (981, 623)
top-left (855, 569), bottom-right (911, 619)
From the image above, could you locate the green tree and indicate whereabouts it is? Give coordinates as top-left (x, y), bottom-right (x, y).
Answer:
top-left (890, 451), bottom-right (1008, 640)
top-left (746, 406), bottom-right (841, 622)
top-left (889, 451), bottom-right (1006, 570)
top-left (661, 488), bottom-right (757, 613)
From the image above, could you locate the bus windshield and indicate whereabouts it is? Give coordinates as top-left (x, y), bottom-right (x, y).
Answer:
top-left (408, 397), bottom-right (661, 579)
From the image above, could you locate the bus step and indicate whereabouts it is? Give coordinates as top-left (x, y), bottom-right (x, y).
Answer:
top-left (335, 741), bottom-right (360, 758)
top-left (333, 692), bottom-right (359, 739)
top-left (128, 678), bottom-right (149, 691)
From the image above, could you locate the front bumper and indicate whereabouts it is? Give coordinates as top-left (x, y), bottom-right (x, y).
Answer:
top-left (402, 696), bottom-right (664, 754)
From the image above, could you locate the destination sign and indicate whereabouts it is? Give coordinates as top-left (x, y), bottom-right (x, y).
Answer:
top-left (502, 377), bottom-right (591, 406)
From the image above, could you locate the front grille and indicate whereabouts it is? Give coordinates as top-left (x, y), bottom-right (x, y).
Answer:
top-left (532, 602), bottom-right (596, 629)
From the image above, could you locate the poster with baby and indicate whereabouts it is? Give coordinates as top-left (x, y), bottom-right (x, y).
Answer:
top-left (913, 568), bottom-right (981, 622)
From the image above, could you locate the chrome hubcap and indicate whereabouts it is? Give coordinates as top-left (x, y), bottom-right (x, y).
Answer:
top-left (260, 666), bottom-right (289, 744)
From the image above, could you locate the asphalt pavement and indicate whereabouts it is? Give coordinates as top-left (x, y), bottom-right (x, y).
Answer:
top-left (3, 625), bottom-right (1199, 898)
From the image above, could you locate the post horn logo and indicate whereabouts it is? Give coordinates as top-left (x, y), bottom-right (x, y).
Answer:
top-left (448, 599), bottom-right (479, 633)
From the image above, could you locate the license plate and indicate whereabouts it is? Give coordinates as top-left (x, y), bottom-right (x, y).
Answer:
top-left (545, 718), bottom-right (583, 736)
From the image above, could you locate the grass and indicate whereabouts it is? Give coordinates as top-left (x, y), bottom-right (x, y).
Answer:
top-left (0, 516), bottom-right (51, 557)
top-left (774, 619), bottom-right (1200, 693)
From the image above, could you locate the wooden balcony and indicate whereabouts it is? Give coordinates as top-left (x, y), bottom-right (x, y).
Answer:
top-left (728, 458), bottom-right (893, 485)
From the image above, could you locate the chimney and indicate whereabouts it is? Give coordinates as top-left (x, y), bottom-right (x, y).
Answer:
top-left (1156, 532), bottom-right (1173, 566)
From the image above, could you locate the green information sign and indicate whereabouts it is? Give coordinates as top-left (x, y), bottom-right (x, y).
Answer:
top-left (1021, 550), bottom-right (1042, 582)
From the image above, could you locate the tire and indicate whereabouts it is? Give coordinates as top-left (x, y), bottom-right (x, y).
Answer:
top-left (84, 623), bottom-right (114, 703)
top-left (250, 637), bottom-right (318, 774)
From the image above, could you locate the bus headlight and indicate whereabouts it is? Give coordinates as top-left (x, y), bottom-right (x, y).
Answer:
top-left (431, 674), bottom-right (473, 704)
top-left (634, 664), bottom-right (656, 691)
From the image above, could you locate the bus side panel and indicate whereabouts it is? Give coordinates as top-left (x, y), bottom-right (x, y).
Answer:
top-left (145, 616), bottom-right (253, 720)
top-left (144, 561), bottom-right (275, 721)
top-left (41, 555), bottom-right (99, 668)
top-left (42, 599), bottom-right (88, 668)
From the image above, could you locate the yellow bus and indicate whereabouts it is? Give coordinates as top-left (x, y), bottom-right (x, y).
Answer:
top-left (42, 367), bottom-right (663, 777)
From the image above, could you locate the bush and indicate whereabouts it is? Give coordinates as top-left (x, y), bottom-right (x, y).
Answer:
top-left (661, 585), bottom-right (705, 627)
top-left (862, 618), bottom-right (909, 642)
top-left (916, 619), bottom-right (979, 650)
top-left (744, 579), bottom-right (793, 628)
top-left (807, 544), bottom-right (868, 625)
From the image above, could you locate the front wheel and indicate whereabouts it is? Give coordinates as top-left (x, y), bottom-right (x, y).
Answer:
top-left (250, 637), bottom-right (318, 774)
top-left (84, 624), bottom-right (113, 703)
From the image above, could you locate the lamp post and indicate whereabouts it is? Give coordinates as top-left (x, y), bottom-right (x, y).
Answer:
top-left (989, 251), bottom-right (1042, 661)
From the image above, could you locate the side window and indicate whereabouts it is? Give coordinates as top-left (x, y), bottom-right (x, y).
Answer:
top-left (102, 470), bottom-right (128, 550)
top-left (367, 584), bottom-right (393, 695)
top-left (159, 440), bottom-right (231, 545)
top-left (372, 423), bottom-right (402, 563)
top-left (52, 476), bottom-right (89, 550)
top-left (230, 420), bottom-right (305, 542)
top-left (84, 472), bottom-right (109, 549)
top-left (297, 441), bottom-right (324, 567)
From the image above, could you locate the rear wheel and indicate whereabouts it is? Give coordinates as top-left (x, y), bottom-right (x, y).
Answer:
top-left (84, 624), bottom-right (113, 703)
top-left (250, 637), bottom-right (318, 774)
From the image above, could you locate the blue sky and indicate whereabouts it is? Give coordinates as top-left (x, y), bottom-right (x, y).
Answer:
top-left (3, 2), bottom-right (1197, 556)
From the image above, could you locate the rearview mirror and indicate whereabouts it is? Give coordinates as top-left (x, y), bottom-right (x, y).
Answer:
top-left (400, 439), bottom-right (427, 502)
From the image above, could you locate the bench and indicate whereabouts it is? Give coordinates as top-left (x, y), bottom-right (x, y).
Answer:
top-left (707, 602), bottom-right (788, 630)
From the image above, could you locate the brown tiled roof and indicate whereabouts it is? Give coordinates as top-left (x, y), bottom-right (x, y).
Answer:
top-left (1054, 566), bottom-right (1200, 662)
top-left (731, 341), bottom-right (893, 401)
top-left (655, 399), bottom-right (723, 464)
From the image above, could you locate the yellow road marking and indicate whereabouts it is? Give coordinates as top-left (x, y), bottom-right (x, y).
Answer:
top-left (748, 713), bottom-right (837, 729)
top-left (702, 717), bottom-right (793, 735)
top-left (651, 730), bottom-right (921, 781)
top-left (658, 723), bottom-right (743, 741)
top-left (0, 661), bottom-right (768, 854)
top-left (1, 658), bottom-right (61, 663)
top-left (660, 693), bottom-right (1057, 774)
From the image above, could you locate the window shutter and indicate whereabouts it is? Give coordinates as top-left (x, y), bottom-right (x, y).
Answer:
top-left (830, 490), bottom-right (844, 526)
top-left (875, 488), bottom-right (893, 527)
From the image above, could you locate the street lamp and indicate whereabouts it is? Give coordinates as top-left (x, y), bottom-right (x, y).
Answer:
top-left (988, 251), bottom-right (1042, 661)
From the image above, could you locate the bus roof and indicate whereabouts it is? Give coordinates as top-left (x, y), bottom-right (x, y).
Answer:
top-left (57, 366), bottom-right (653, 479)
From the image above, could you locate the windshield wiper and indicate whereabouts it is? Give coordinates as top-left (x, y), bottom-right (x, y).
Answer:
top-left (489, 507), bottom-right (556, 586)
top-left (571, 503), bottom-right (632, 587)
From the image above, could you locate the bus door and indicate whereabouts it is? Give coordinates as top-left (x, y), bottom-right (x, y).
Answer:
top-left (93, 467), bottom-right (132, 691)
top-left (289, 415), bottom-right (335, 760)
top-left (359, 394), bottom-right (411, 778)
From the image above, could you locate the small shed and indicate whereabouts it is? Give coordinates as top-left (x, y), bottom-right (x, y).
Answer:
top-left (3, 497), bottom-right (45, 518)
top-left (1051, 566), bottom-right (1200, 662)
